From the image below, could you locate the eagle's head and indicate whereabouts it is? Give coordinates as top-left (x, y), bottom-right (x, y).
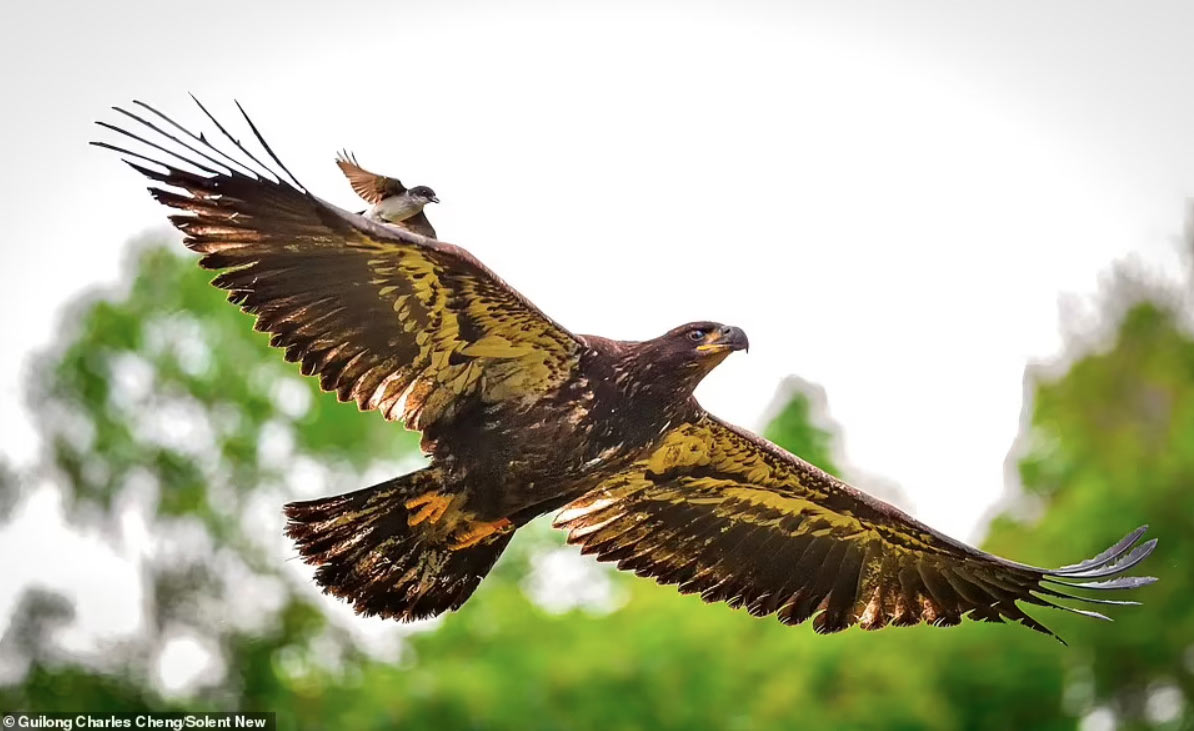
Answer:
top-left (626, 321), bottom-right (749, 398)
top-left (668, 321), bottom-right (750, 359)
top-left (408, 185), bottom-right (439, 206)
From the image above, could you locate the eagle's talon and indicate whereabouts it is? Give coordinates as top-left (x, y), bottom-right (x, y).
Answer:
top-left (450, 518), bottom-right (514, 550)
top-left (405, 491), bottom-right (453, 526)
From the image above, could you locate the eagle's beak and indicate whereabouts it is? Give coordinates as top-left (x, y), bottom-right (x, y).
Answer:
top-left (697, 326), bottom-right (750, 354)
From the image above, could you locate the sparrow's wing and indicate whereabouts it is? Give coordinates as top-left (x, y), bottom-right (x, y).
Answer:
top-left (95, 102), bottom-right (584, 432)
top-left (335, 150), bottom-right (406, 204)
top-left (556, 412), bottom-right (1156, 640)
top-left (399, 210), bottom-right (437, 238)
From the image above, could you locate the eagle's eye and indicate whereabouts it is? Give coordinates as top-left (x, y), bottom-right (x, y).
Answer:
top-left (688, 330), bottom-right (706, 342)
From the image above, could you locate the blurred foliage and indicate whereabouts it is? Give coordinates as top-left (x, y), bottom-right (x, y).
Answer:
top-left (0, 240), bottom-right (1191, 729)
top-left (763, 384), bottom-right (842, 477)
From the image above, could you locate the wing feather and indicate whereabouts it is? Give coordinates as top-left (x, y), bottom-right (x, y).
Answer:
top-left (400, 210), bottom-right (437, 238)
top-left (95, 101), bottom-right (583, 431)
top-left (335, 150), bottom-right (406, 204)
top-left (555, 413), bottom-right (1156, 640)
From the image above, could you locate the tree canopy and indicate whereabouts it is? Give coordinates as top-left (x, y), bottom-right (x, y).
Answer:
top-left (1, 240), bottom-right (1189, 729)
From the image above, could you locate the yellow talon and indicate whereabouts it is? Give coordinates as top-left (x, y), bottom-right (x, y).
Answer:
top-left (405, 491), bottom-right (453, 526)
top-left (450, 518), bottom-right (513, 550)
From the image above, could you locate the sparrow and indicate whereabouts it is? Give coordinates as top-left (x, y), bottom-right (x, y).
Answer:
top-left (335, 151), bottom-right (438, 238)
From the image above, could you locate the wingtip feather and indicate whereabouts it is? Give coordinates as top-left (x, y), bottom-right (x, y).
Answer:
top-left (1052, 525), bottom-right (1149, 574)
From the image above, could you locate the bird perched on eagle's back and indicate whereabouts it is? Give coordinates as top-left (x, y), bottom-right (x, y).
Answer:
top-left (336, 150), bottom-right (438, 237)
top-left (92, 98), bottom-right (1157, 642)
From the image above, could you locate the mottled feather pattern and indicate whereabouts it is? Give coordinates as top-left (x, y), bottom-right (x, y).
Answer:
top-left (101, 103), bottom-right (582, 432)
top-left (556, 414), bottom-right (1157, 640)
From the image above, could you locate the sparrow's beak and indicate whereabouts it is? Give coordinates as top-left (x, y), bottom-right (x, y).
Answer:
top-left (696, 325), bottom-right (750, 354)
top-left (429, 196), bottom-right (440, 204)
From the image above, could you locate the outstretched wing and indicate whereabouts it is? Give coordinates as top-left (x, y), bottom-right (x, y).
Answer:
top-left (335, 150), bottom-right (406, 204)
top-left (555, 413), bottom-right (1156, 640)
top-left (94, 100), bottom-right (583, 430)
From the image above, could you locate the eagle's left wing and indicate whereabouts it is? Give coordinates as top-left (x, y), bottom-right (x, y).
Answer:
top-left (94, 101), bottom-right (581, 431)
top-left (555, 413), bottom-right (1156, 640)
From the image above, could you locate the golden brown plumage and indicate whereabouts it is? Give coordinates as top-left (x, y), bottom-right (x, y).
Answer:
top-left (556, 415), bottom-right (1154, 636)
top-left (94, 99), bottom-right (1156, 638)
top-left (121, 143), bottom-right (577, 431)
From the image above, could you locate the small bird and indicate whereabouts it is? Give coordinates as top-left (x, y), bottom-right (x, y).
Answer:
top-left (335, 150), bottom-right (438, 238)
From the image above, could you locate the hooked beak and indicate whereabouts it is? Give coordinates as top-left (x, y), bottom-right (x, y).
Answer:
top-left (696, 325), bottom-right (750, 354)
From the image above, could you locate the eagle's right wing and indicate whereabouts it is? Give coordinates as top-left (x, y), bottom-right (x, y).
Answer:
top-left (556, 412), bottom-right (1156, 640)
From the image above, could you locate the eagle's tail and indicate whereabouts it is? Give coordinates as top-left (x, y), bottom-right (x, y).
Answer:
top-left (284, 468), bottom-right (513, 621)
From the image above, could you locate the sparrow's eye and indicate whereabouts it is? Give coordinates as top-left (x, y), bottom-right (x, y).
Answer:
top-left (688, 330), bottom-right (705, 342)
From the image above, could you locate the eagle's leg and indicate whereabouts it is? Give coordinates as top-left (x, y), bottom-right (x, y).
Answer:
top-left (284, 468), bottom-right (515, 621)
top-left (405, 491), bottom-right (453, 526)
top-left (450, 518), bottom-right (514, 550)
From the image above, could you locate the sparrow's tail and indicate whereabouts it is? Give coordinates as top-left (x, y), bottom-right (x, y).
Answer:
top-left (284, 468), bottom-right (513, 621)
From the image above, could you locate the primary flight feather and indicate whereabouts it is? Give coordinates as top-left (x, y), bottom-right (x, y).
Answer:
top-left (93, 99), bottom-right (1156, 640)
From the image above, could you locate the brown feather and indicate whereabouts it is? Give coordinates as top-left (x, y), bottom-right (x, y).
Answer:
top-left (556, 414), bottom-right (1158, 641)
top-left (399, 209), bottom-right (437, 238)
top-left (115, 129), bottom-right (580, 433)
top-left (335, 150), bottom-right (406, 203)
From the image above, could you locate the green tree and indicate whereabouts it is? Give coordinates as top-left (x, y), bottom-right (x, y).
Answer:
top-left (983, 299), bottom-right (1194, 728)
top-left (2, 237), bottom-right (1189, 729)
top-left (3, 240), bottom-right (422, 716)
top-left (763, 377), bottom-right (843, 477)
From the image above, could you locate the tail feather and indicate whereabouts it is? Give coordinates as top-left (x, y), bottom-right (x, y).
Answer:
top-left (284, 469), bottom-right (511, 621)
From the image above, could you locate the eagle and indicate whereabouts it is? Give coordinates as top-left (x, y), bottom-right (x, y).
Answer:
top-left (94, 99), bottom-right (1156, 641)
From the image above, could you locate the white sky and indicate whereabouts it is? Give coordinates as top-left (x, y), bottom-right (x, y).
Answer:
top-left (3, 0), bottom-right (1193, 551)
